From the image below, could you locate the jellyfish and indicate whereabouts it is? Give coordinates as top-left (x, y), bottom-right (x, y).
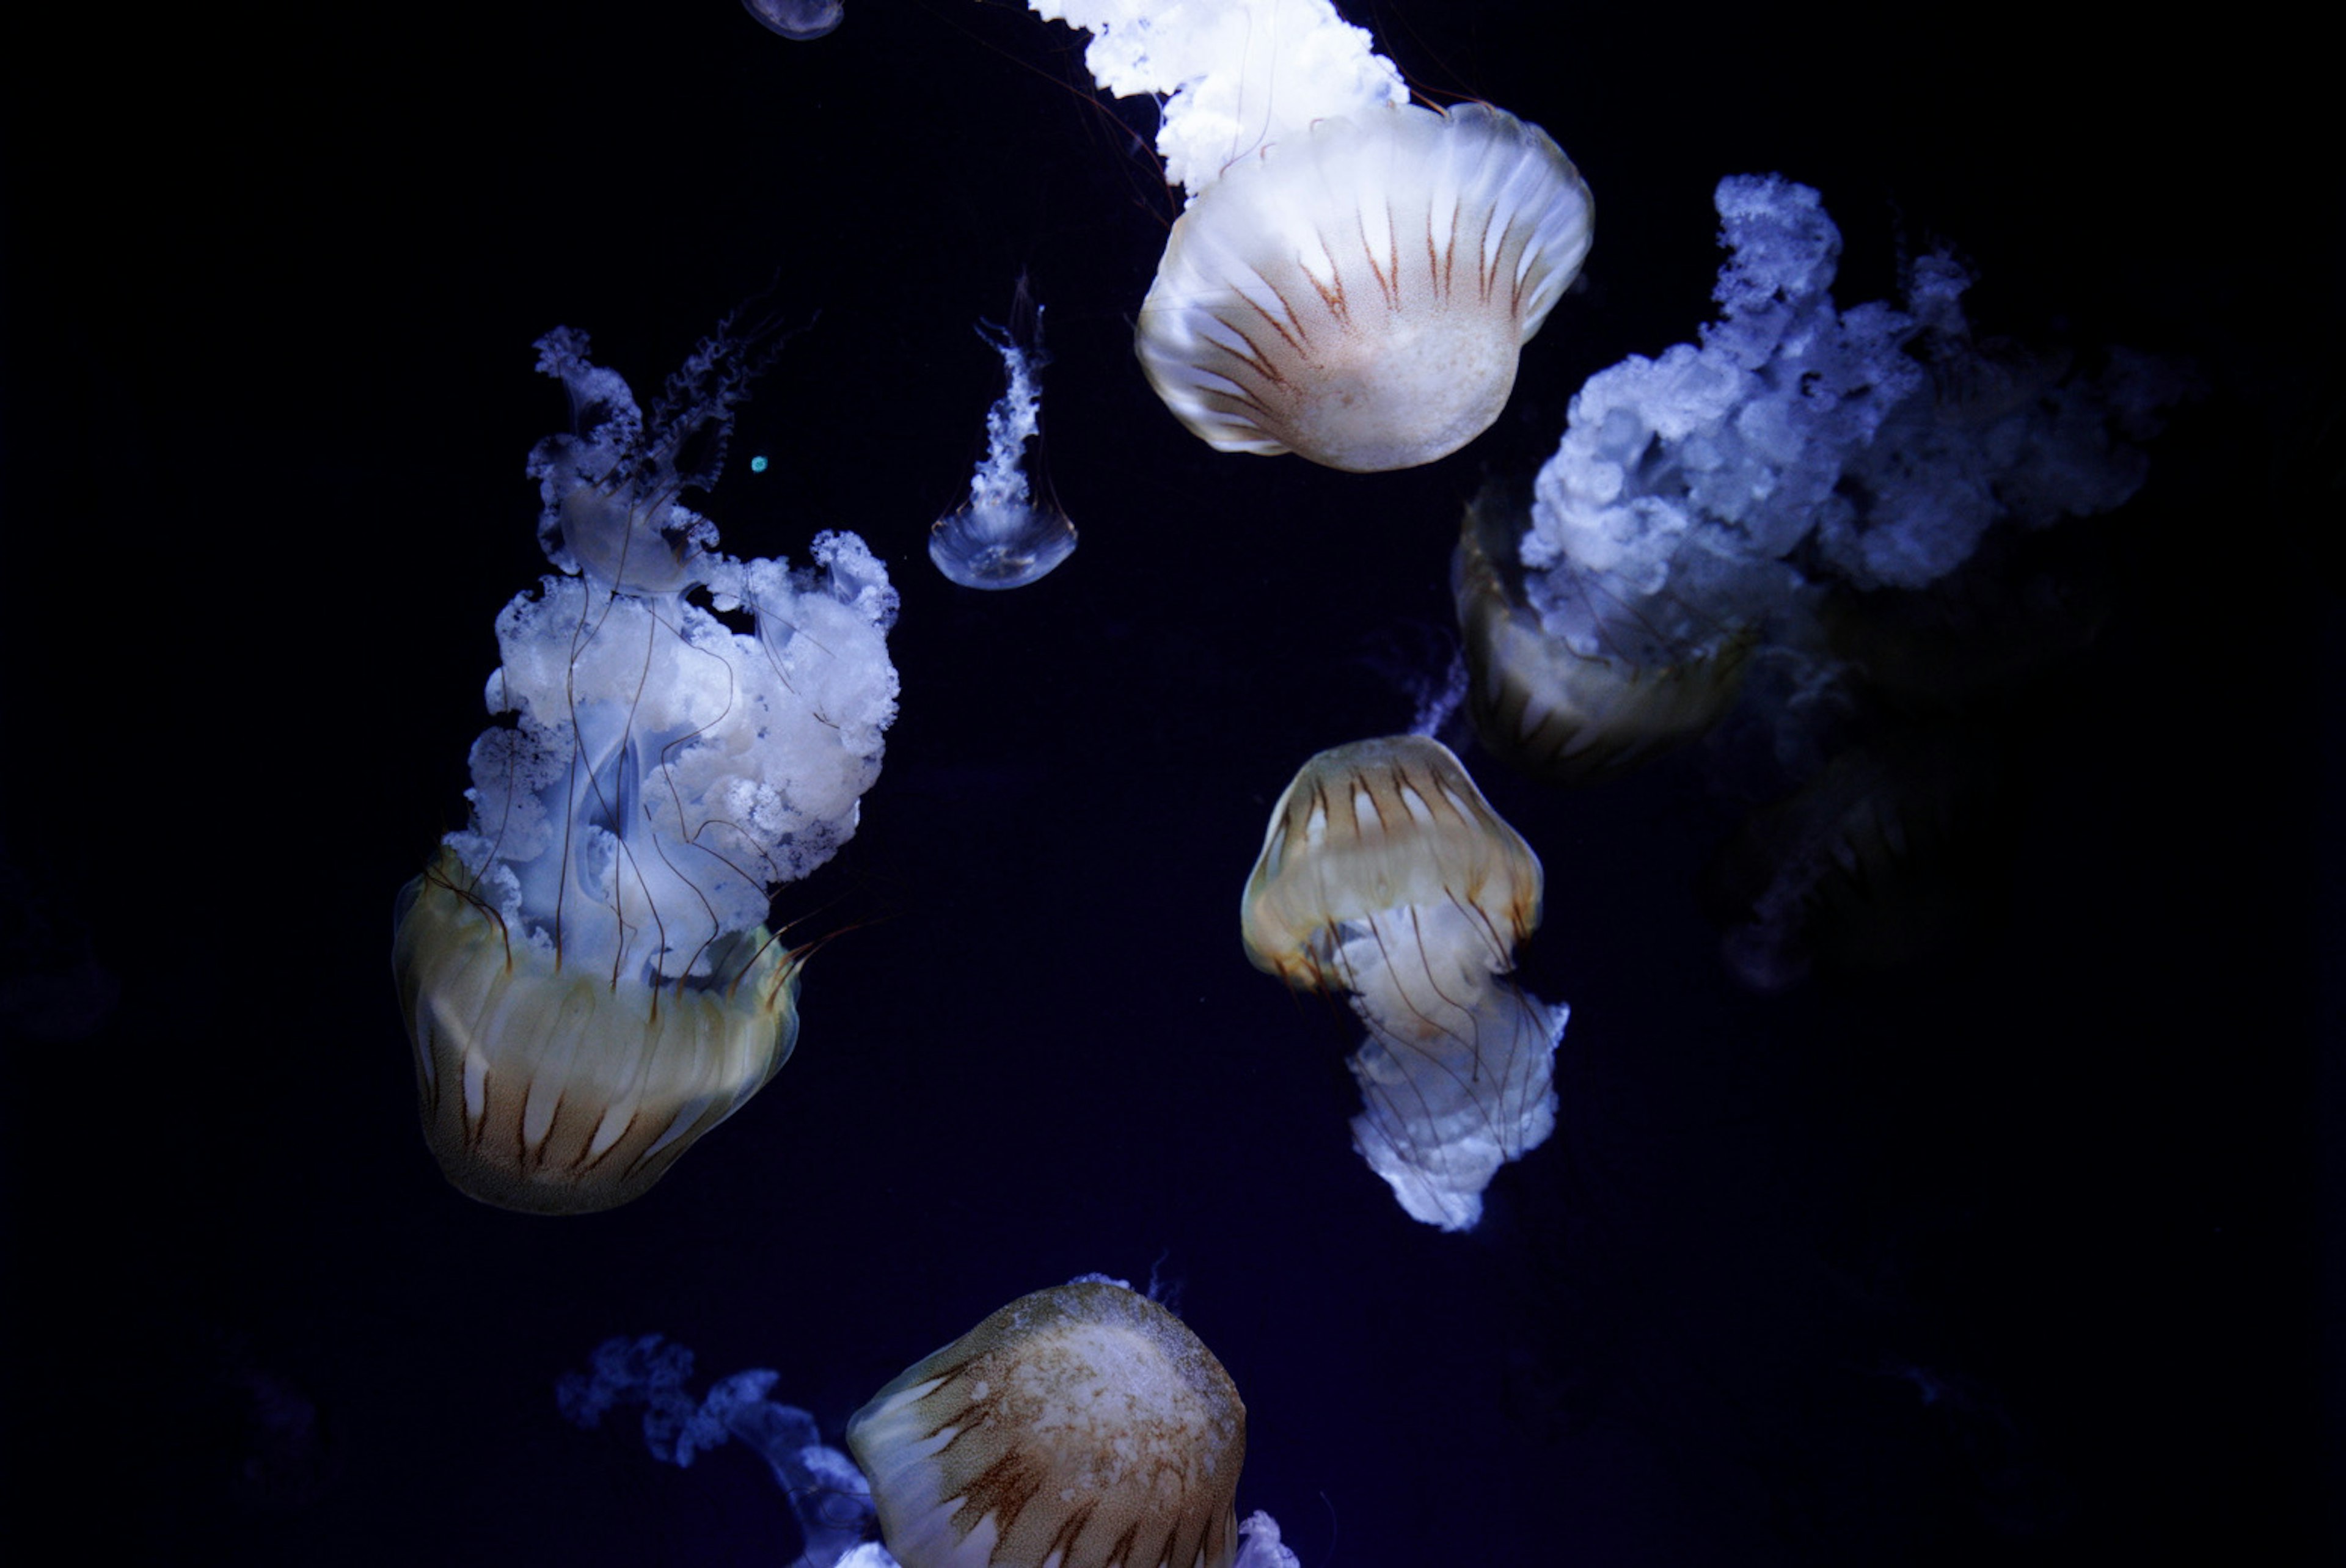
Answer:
top-left (744, 0), bottom-right (843, 40)
top-left (1022, 0), bottom-right (1593, 472)
top-left (929, 274), bottom-right (1077, 589)
top-left (1241, 735), bottom-right (1566, 1231)
top-left (391, 319), bottom-right (900, 1216)
top-left (1461, 173), bottom-right (2174, 786)
top-left (562, 1277), bottom-right (1298, 1568)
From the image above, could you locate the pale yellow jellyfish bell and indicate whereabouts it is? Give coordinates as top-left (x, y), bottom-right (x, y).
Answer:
top-left (1241, 735), bottom-right (1566, 1231)
top-left (392, 851), bottom-right (803, 1216)
top-left (846, 1279), bottom-right (1247, 1568)
top-left (1138, 103), bottom-right (1593, 472)
top-left (1241, 733), bottom-right (1540, 1008)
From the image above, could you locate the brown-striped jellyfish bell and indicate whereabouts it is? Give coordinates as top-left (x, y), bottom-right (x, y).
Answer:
top-left (559, 1278), bottom-right (1303, 1568)
top-left (1021, 0), bottom-right (1593, 472)
top-left (1240, 735), bottom-right (1566, 1230)
top-left (392, 321), bottom-right (900, 1214)
top-left (846, 1277), bottom-right (1299, 1568)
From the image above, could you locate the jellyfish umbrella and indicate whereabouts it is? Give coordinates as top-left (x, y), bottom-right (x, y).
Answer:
top-left (847, 1278), bottom-right (1248, 1568)
top-left (1023, 0), bottom-right (1592, 472)
top-left (1241, 735), bottom-right (1566, 1230)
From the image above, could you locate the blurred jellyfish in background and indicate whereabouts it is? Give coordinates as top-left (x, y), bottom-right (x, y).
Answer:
top-left (391, 319), bottom-right (901, 1214)
top-left (562, 1277), bottom-right (1300, 1568)
top-left (929, 274), bottom-right (1078, 589)
top-left (1020, 0), bottom-right (1593, 471)
top-left (1242, 736), bottom-right (1565, 1231)
top-left (1456, 173), bottom-right (2177, 982)
top-left (743, 0), bottom-right (843, 40)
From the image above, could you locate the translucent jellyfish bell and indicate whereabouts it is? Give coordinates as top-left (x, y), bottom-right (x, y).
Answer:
top-left (392, 322), bottom-right (899, 1215)
top-left (929, 275), bottom-right (1077, 589)
top-left (1241, 735), bottom-right (1567, 1230)
top-left (1025, 0), bottom-right (1593, 472)
top-left (742, 0), bottom-right (843, 40)
top-left (846, 1278), bottom-right (1248, 1568)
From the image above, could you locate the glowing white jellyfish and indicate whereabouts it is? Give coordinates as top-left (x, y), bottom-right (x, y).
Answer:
top-left (744, 0), bottom-right (843, 40)
top-left (391, 320), bottom-right (899, 1215)
top-left (561, 1277), bottom-right (1301, 1568)
top-left (929, 275), bottom-right (1077, 589)
top-left (1459, 173), bottom-right (2169, 784)
top-left (1023, 0), bottom-right (1593, 472)
top-left (1241, 735), bottom-right (1566, 1231)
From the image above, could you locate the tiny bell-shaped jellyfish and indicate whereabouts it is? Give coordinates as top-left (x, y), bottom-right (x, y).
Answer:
top-left (743, 0), bottom-right (843, 41)
top-left (1241, 736), bottom-right (1567, 1231)
top-left (391, 319), bottom-right (900, 1215)
top-left (1023, 0), bottom-right (1593, 472)
top-left (929, 274), bottom-right (1077, 589)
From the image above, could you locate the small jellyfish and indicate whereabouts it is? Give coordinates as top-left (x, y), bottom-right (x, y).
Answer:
top-left (1023, 0), bottom-right (1593, 472)
top-left (847, 1278), bottom-right (1248, 1568)
top-left (744, 0), bottom-right (843, 41)
top-left (1240, 735), bottom-right (1567, 1230)
top-left (929, 275), bottom-right (1077, 589)
top-left (392, 319), bottom-right (900, 1215)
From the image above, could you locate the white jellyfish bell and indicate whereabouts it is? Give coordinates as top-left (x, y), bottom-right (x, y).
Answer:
top-left (392, 318), bottom-right (900, 1215)
top-left (1026, 0), bottom-right (1593, 472)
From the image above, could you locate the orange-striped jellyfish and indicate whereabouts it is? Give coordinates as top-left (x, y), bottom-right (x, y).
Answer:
top-left (848, 1278), bottom-right (1253, 1568)
top-left (1023, 0), bottom-right (1592, 472)
top-left (1241, 735), bottom-right (1566, 1230)
top-left (565, 1278), bottom-right (1301, 1567)
top-left (392, 321), bottom-right (899, 1215)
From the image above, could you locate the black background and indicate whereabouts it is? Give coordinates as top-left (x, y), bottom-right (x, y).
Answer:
top-left (2, 3), bottom-right (2336, 1563)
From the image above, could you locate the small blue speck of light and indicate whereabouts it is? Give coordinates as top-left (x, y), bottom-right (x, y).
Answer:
top-left (750, 455), bottom-right (768, 473)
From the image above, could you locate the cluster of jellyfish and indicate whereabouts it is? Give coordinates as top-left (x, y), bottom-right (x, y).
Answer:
top-left (389, 1), bottom-right (2175, 1560)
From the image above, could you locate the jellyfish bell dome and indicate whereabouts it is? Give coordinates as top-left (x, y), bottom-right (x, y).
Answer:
top-left (846, 1278), bottom-right (1246, 1568)
top-left (392, 850), bottom-right (803, 1216)
top-left (1241, 733), bottom-right (1543, 992)
top-left (1138, 102), bottom-right (1593, 472)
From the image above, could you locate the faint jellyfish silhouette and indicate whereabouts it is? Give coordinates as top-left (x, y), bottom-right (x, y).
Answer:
top-left (1023, 0), bottom-right (1593, 471)
top-left (744, 0), bottom-right (843, 41)
top-left (563, 1277), bottom-right (1299, 1568)
top-left (1241, 735), bottom-right (1567, 1230)
top-left (392, 318), bottom-right (900, 1215)
top-left (1453, 487), bottom-right (1753, 784)
top-left (929, 274), bottom-right (1077, 589)
top-left (1462, 173), bottom-right (2169, 786)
